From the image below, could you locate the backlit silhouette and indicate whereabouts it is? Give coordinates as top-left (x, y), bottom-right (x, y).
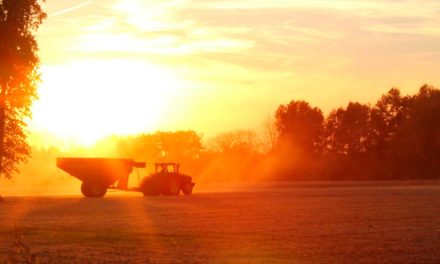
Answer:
top-left (0, 0), bottom-right (45, 180)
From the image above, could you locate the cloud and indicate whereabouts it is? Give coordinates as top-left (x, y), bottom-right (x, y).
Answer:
top-left (39, 0), bottom-right (440, 59)
top-left (188, 0), bottom-right (380, 10)
top-left (36, 0), bottom-right (440, 131)
top-left (49, 1), bottom-right (93, 17)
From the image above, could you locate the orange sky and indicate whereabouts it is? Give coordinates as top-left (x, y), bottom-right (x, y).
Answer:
top-left (30, 0), bottom-right (440, 146)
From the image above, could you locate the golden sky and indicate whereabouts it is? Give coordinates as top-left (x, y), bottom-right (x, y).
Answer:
top-left (30, 0), bottom-right (440, 145)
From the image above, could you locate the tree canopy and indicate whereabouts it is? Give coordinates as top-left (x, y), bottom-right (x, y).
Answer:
top-left (0, 0), bottom-right (46, 178)
top-left (275, 100), bottom-right (324, 155)
top-left (273, 85), bottom-right (440, 180)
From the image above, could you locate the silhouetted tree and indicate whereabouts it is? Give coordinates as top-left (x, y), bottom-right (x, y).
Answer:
top-left (273, 101), bottom-right (324, 180)
top-left (108, 131), bottom-right (203, 162)
top-left (322, 102), bottom-right (372, 179)
top-left (275, 100), bottom-right (324, 155)
top-left (394, 85), bottom-right (440, 179)
top-left (155, 131), bottom-right (203, 162)
top-left (324, 102), bottom-right (371, 156)
top-left (370, 88), bottom-right (412, 148)
top-left (0, 0), bottom-right (45, 178)
top-left (366, 88), bottom-right (414, 178)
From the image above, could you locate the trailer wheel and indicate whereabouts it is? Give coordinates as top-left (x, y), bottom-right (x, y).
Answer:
top-left (81, 182), bottom-right (107, 198)
top-left (81, 182), bottom-right (91, 197)
top-left (181, 183), bottom-right (193, 195)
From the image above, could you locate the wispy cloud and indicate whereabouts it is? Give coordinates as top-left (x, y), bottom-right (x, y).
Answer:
top-left (37, 0), bottom-right (440, 122)
top-left (40, 0), bottom-right (440, 64)
top-left (49, 1), bottom-right (93, 17)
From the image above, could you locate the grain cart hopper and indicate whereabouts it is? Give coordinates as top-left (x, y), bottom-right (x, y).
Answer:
top-left (56, 158), bottom-right (195, 198)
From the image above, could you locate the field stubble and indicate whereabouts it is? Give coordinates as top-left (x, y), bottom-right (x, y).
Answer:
top-left (0, 182), bottom-right (439, 263)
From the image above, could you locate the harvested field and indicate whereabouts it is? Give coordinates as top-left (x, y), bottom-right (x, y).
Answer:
top-left (1, 182), bottom-right (440, 263)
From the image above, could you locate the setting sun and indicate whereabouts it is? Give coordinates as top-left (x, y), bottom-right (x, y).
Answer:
top-left (31, 59), bottom-right (184, 145)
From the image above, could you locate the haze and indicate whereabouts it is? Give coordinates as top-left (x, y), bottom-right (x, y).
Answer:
top-left (30, 0), bottom-right (440, 145)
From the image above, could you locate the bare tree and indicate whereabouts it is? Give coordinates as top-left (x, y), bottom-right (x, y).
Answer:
top-left (210, 130), bottom-right (260, 154)
top-left (262, 115), bottom-right (278, 152)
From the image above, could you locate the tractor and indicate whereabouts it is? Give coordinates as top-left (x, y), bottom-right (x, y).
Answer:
top-left (140, 163), bottom-right (195, 196)
top-left (56, 158), bottom-right (195, 198)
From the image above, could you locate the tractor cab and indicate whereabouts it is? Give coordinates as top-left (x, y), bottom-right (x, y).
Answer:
top-left (155, 162), bottom-right (180, 174)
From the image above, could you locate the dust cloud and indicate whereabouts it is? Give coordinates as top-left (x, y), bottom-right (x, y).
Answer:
top-left (2, 125), bottom-right (334, 197)
top-left (1, 130), bottom-right (284, 196)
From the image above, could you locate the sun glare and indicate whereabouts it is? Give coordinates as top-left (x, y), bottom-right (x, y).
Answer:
top-left (31, 59), bottom-right (184, 146)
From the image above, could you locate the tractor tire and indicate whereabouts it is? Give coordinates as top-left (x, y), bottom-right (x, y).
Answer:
top-left (81, 182), bottom-right (91, 197)
top-left (81, 182), bottom-right (107, 198)
top-left (166, 179), bottom-right (181, 195)
top-left (181, 183), bottom-right (193, 195)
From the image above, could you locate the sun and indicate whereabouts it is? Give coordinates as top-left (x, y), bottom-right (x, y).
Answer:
top-left (30, 59), bottom-right (184, 146)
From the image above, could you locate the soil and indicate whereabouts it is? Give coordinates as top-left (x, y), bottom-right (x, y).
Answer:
top-left (1, 182), bottom-right (439, 263)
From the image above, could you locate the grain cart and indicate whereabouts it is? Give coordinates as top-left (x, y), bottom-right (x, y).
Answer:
top-left (56, 158), bottom-right (195, 198)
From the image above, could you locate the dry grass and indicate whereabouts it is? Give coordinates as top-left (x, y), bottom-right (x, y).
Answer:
top-left (0, 228), bottom-right (42, 264)
top-left (1, 182), bottom-right (440, 263)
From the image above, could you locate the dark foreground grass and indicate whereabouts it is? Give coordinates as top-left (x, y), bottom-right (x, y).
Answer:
top-left (1, 230), bottom-right (43, 264)
top-left (1, 182), bottom-right (440, 263)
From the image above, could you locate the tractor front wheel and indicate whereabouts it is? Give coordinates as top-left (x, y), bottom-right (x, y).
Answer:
top-left (181, 183), bottom-right (193, 195)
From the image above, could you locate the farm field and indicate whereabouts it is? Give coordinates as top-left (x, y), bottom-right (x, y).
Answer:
top-left (1, 182), bottom-right (440, 263)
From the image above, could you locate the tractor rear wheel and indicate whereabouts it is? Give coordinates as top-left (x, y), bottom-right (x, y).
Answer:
top-left (181, 183), bottom-right (193, 195)
top-left (81, 182), bottom-right (107, 198)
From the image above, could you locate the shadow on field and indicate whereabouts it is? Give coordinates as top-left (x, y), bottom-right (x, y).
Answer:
top-left (1, 196), bottom-right (208, 263)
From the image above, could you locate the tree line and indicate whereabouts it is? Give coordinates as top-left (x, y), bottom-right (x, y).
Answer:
top-left (273, 84), bottom-right (440, 180)
top-left (113, 84), bottom-right (439, 181)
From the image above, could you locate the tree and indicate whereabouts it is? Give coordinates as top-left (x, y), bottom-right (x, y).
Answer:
top-left (321, 102), bottom-right (372, 179)
top-left (262, 115), bottom-right (278, 153)
top-left (155, 130), bottom-right (203, 161)
top-left (324, 102), bottom-right (372, 156)
top-left (273, 101), bottom-right (324, 180)
top-left (0, 0), bottom-right (46, 178)
top-left (395, 85), bottom-right (440, 179)
top-left (365, 88), bottom-right (414, 178)
top-left (370, 88), bottom-right (412, 148)
top-left (199, 130), bottom-right (262, 182)
top-left (210, 130), bottom-right (260, 154)
top-left (275, 100), bottom-right (324, 155)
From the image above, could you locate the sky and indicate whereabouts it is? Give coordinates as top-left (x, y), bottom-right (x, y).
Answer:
top-left (30, 0), bottom-right (440, 146)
